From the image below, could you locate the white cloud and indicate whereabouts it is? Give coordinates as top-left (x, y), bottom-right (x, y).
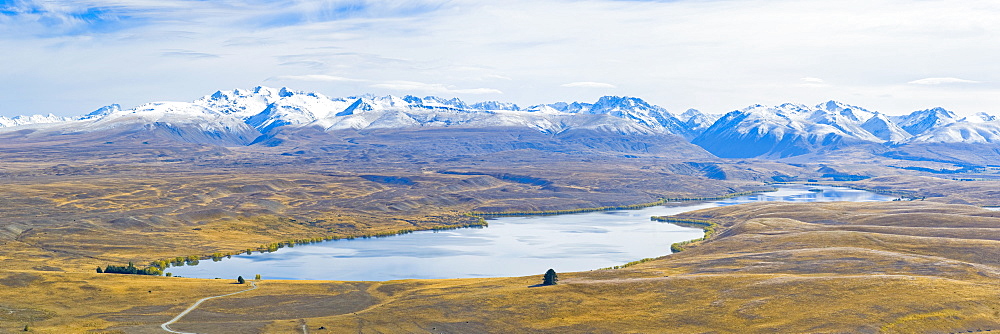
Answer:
top-left (561, 81), bottom-right (617, 88)
top-left (907, 77), bottom-right (981, 85)
top-left (370, 81), bottom-right (502, 95)
top-left (267, 74), bottom-right (363, 82)
top-left (797, 77), bottom-right (828, 88)
top-left (484, 74), bottom-right (513, 81)
top-left (4, 0), bottom-right (1000, 116)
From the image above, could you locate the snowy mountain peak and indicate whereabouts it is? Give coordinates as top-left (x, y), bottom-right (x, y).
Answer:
top-left (679, 109), bottom-right (704, 122)
top-left (898, 107), bottom-right (960, 136)
top-left (815, 100), bottom-right (876, 123)
top-left (678, 109), bottom-right (718, 134)
top-left (591, 96), bottom-right (650, 109)
top-left (400, 95), bottom-right (473, 110)
top-left (470, 101), bottom-right (520, 111)
top-left (7, 86), bottom-right (1000, 156)
top-left (861, 112), bottom-right (911, 142)
top-left (544, 101), bottom-right (591, 114)
top-left (776, 103), bottom-right (812, 114)
top-left (81, 104), bottom-right (122, 120)
top-left (964, 112), bottom-right (996, 123)
top-left (0, 113), bottom-right (73, 127)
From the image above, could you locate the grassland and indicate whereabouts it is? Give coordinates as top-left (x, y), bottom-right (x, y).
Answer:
top-left (2, 201), bottom-right (997, 333)
top-left (848, 175), bottom-right (1000, 206)
top-left (2, 130), bottom-right (1000, 333)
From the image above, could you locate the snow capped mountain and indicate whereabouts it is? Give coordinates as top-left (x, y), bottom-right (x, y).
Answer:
top-left (587, 96), bottom-right (682, 129)
top-left (807, 101), bottom-right (881, 142)
top-left (405, 95), bottom-right (471, 110)
top-left (195, 86), bottom-right (282, 119)
top-left (964, 112), bottom-right (996, 123)
top-left (0, 113), bottom-right (73, 127)
top-left (2, 86), bottom-right (999, 157)
top-left (689, 100), bottom-right (1000, 158)
top-left (246, 91), bottom-right (357, 133)
top-left (80, 104), bottom-right (122, 120)
top-left (911, 121), bottom-right (1000, 144)
top-left (692, 102), bottom-right (885, 158)
top-left (470, 101), bottom-right (520, 111)
top-left (861, 113), bottom-right (911, 142)
top-left (679, 109), bottom-right (717, 126)
top-left (307, 94), bottom-right (677, 135)
top-left (815, 100), bottom-right (876, 123)
top-left (896, 107), bottom-right (959, 136)
top-left (75, 101), bottom-right (260, 145)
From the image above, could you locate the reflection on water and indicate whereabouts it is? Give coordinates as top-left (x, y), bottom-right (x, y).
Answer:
top-left (167, 185), bottom-right (894, 281)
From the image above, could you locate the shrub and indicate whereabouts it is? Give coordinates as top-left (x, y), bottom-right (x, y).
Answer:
top-left (542, 269), bottom-right (558, 286)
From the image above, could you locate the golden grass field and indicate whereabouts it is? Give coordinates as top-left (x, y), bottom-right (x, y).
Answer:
top-left (2, 136), bottom-right (999, 333)
top-left (2, 199), bottom-right (998, 333)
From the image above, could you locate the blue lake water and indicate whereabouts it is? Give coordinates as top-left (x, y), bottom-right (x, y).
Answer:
top-left (166, 185), bottom-right (895, 281)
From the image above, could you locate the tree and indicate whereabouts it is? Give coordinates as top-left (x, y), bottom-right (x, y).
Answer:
top-left (542, 269), bottom-right (558, 286)
top-left (254, 274), bottom-right (261, 280)
top-left (237, 276), bottom-right (245, 284)
top-left (96, 267), bottom-right (103, 273)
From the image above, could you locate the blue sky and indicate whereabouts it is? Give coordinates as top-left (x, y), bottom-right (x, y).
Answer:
top-left (2, 0), bottom-right (999, 117)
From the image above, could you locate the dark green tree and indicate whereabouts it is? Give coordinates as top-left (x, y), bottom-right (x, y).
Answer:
top-left (542, 269), bottom-right (558, 285)
top-left (96, 266), bottom-right (103, 273)
top-left (237, 276), bottom-right (245, 284)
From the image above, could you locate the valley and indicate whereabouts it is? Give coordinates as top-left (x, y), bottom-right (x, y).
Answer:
top-left (0, 88), bottom-right (999, 333)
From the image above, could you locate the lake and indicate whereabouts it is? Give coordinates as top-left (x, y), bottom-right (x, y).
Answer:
top-left (166, 184), bottom-right (895, 281)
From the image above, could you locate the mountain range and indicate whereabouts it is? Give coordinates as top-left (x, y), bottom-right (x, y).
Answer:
top-left (3, 86), bottom-right (999, 161)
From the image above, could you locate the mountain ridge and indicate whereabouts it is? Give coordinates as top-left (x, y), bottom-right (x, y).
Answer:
top-left (3, 86), bottom-right (999, 159)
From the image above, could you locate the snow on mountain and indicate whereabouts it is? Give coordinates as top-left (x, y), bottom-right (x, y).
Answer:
top-left (861, 113), bottom-right (911, 142)
top-left (79, 104), bottom-right (122, 120)
top-left (74, 101), bottom-right (260, 145)
top-left (807, 101), bottom-right (881, 142)
top-left (195, 86), bottom-right (281, 119)
top-left (964, 112), bottom-right (996, 123)
top-left (911, 121), bottom-right (1000, 144)
top-left (815, 100), bottom-right (877, 123)
top-left (5, 85), bottom-right (1000, 153)
top-left (300, 94), bottom-right (687, 136)
top-left (587, 96), bottom-right (683, 130)
top-left (692, 103), bottom-right (882, 158)
top-left (470, 101), bottom-right (520, 111)
top-left (896, 107), bottom-right (959, 136)
top-left (245, 89), bottom-right (357, 133)
top-left (676, 109), bottom-right (718, 138)
top-left (405, 96), bottom-right (472, 110)
top-left (0, 113), bottom-right (74, 127)
top-left (87, 101), bottom-right (233, 127)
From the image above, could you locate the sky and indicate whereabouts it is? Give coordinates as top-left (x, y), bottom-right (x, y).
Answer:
top-left (2, 0), bottom-right (999, 117)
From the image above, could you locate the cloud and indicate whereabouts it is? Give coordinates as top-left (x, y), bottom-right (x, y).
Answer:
top-left (371, 81), bottom-right (503, 95)
top-left (249, 0), bottom-right (447, 29)
top-left (907, 77), bottom-right (981, 85)
top-left (5, 0), bottom-right (1000, 117)
top-left (484, 74), bottom-right (513, 80)
top-left (798, 77), bottom-right (828, 88)
top-left (561, 81), bottom-right (617, 88)
top-left (161, 50), bottom-right (220, 58)
top-left (267, 74), bottom-right (362, 82)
